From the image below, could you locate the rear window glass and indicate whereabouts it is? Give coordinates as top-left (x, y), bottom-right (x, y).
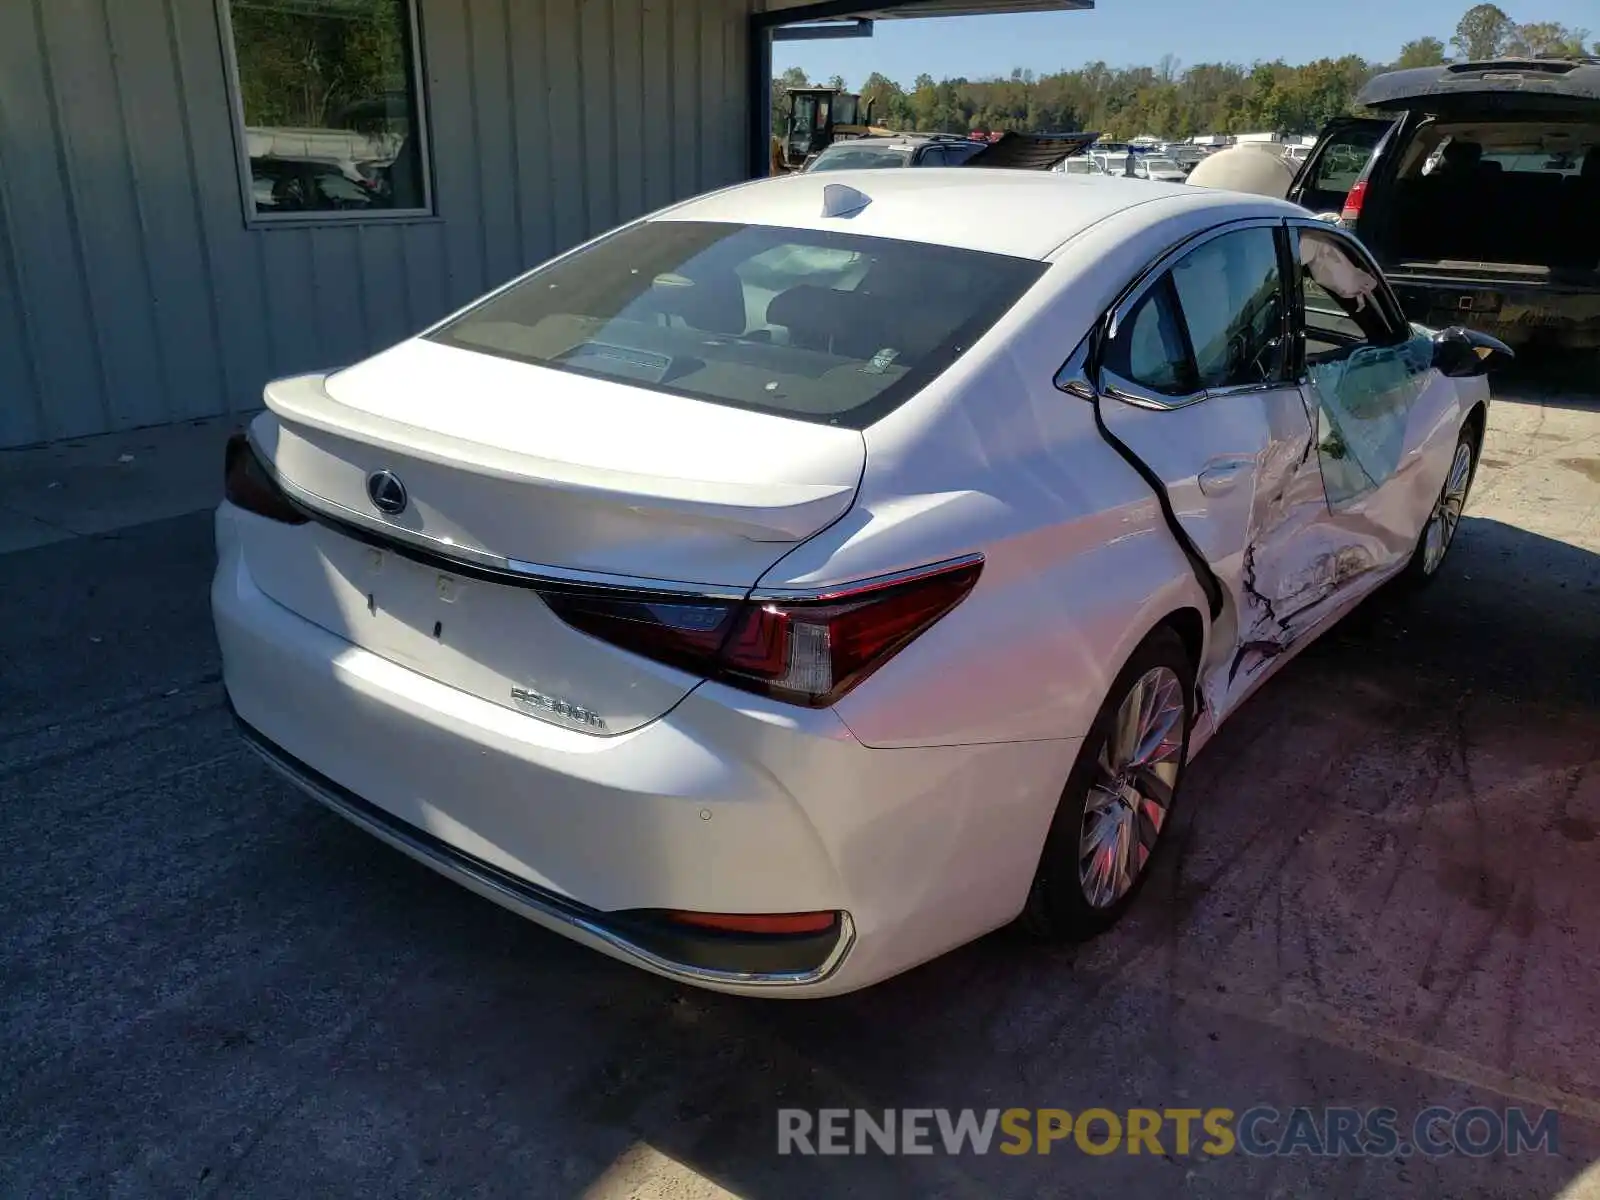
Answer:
top-left (428, 220), bottom-right (1045, 428)
top-left (807, 145), bottom-right (913, 171)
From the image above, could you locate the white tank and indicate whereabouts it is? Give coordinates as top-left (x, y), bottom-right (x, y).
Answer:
top-left (1185, 143), bottom-right (1297, 200)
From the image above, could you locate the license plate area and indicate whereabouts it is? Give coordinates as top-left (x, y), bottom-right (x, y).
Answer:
top-left (244, 519), bottom-right (703, 735)
top-left (338, 544), bottom-right (487, 681)
top-left (1441, 289), bottom-right (1503, 315)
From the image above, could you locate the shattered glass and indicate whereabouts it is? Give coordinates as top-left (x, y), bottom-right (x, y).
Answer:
top-left (1307, 334), bottom-right (1433, 508)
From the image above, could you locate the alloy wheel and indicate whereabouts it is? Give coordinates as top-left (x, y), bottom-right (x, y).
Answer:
top-left (1422, 441), bottom-right (1474, 576)
top-left (1078, 665), bottom-right (1185, 909)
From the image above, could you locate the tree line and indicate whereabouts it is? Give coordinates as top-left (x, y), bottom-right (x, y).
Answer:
top-left (774, 5), bottom-right (1594, 140)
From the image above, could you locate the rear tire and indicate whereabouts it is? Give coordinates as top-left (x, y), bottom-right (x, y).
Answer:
top-left (1019, 627), bottom-right (1194, 941)
top-left (1399, 422), bottom-right (1478, 590)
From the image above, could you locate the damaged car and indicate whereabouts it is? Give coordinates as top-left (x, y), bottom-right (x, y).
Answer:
top-left (1291, 56), bottom-right (1600, 352)
top-left (214, 171), bottom-right (1508, 996)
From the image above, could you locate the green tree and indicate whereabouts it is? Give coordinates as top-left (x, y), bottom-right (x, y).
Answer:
top-left (771, 65), bottom-right (809, 127)
top-left (233, 0), bottom-right (409, 129)
top-left (1396, 36), bottom-right (1448, 68)
top-left (1452, 4), bottom-right (1514, 60)
top-left (771, 13), bottom-right (1586, 142)
top-left (1503, 21), bottom-right (1591, 57)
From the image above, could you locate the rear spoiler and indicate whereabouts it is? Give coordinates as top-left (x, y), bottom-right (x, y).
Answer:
top-left (962, 131), bottom-right (1100, 171)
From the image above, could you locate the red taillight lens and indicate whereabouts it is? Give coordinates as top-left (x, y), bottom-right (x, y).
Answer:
top-left (539, 592), bottom-right (741, 679)
top-left (541, 558), bottom-right (981, 707)
top-left (1339, 178), bottom-right (1368, 223)
top-left (224, 431), bottom-right (308, 525)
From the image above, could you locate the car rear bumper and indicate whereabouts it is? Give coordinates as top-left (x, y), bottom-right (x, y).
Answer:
top-left (212, 511), bottom-right (1076, 995)
top-left (231, 707), bottom-right (857, 985)
top-left (1390, 272), bottom-right (1600, 349)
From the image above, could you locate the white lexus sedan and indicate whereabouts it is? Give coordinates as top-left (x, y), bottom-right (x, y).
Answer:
top-left (214, 170), bottom-right (1507, 997)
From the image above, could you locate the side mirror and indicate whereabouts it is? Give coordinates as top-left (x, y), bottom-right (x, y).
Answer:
top-left (1432, 326), bottom-right (1515, 377)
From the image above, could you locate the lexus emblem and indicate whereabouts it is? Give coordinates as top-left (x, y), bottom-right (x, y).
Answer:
top-left (365, 470), bottom-right (408, 516)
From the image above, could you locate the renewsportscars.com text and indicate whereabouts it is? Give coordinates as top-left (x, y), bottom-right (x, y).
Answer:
top-left (777, 1106), bottom-right (1559, 1158)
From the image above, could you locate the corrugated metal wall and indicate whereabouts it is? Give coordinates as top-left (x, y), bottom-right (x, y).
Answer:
top-left (0, 0), bottom-right (753, 448)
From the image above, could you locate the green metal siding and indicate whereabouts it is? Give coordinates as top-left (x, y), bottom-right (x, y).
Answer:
top-left (0, 0), bottom-right (752, 447)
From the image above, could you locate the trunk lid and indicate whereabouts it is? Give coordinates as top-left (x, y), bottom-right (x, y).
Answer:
top-left (240, 339), bottom-right (866, 734)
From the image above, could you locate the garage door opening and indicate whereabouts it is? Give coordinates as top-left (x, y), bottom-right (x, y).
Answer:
top-left (748, 0), bottom-right (1095, 178)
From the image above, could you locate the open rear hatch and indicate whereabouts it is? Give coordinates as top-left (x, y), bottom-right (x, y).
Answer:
top-left (1358, 58), bottom-right (1600, 115)
top-left (237, 338), bottom-right (866, 734)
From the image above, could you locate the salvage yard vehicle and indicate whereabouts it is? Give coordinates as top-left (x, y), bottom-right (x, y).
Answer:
top-left (804, 132), bottom-right (990, 171)
top-left (214, 169), bottom-right (1508, 997)
top-left (1133, 156), bottom-right (1189, 182)
top-left (771, 86), bottom-right (894, 173)
top-left (1292, 56), bottom-right (1600, 351)
top-left (806, 131), bottom-right (1100, 174)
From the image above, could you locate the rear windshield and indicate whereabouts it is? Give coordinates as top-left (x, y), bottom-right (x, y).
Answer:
top-left (429, 220), bottom-right (1045, 428)
top-left (807, 145), bottom-right (913, 171)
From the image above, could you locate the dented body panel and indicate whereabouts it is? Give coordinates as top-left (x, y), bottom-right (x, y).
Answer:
top-left (212, 173), bottom-right (1492, 997)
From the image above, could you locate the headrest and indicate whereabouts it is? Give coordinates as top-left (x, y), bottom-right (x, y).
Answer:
top-left (765, 285), bottom-right (864, 343)
top-left (648, 271), bottom-right (746, 334)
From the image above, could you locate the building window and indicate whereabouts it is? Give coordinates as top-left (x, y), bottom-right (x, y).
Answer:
top-left (221, 0), bottom-right (431, 220)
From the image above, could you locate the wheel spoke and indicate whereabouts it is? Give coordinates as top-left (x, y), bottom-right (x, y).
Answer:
top-left (1113, 817), bottom-right (1135, 898)
top-left (1131, 764), bottom-right (1176, 810)
top-left (1131, 692), bottom-right (1183, 766)
top-left (1079, 820), bottom-right (1121, 908)
top-left (1446, 444), bottom-right (1472, 495)
top-left (1137, 794), bottom-right (1166, 846)
top-left (1079, 796), bottom-right (1116, 853)
top-left (1112, 679), bottom-right (1145, 766)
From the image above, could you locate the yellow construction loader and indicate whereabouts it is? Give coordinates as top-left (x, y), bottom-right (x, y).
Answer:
top-left (770, 87), bottom-right (896, 174)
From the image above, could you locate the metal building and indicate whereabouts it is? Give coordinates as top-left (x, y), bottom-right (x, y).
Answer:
top-left (0, 0), bottom-right (1086, 448)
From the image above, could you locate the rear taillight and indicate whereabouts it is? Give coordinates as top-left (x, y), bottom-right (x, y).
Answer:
top-left (224, 431), bottom-right (307, 525)
top-left (541, 557), bottom-right (981, 707)
top-left (1339, 178), bottom-right (1368, 224)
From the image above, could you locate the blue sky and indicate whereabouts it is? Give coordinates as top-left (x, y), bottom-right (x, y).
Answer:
top-left (772, 0), bottom-right (1597, 89)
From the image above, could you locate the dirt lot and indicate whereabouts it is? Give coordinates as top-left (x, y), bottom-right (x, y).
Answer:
top-left (2, 380), bottom-right (1596, 1199)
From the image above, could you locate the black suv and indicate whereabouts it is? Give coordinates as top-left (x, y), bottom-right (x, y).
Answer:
top-left (1291, 58), bottom-right (1600, 352)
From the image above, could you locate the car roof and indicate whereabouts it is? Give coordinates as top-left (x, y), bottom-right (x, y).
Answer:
top-left (821, 134), bottom-right (976, 149)
top-left (657, 169), bottom-right (1305, 260)
top-left (1359, 58), bottom-right (1600, 109)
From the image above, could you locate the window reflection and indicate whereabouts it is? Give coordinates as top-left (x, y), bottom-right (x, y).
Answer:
top-left (229, 0), bottom-right (427, 216)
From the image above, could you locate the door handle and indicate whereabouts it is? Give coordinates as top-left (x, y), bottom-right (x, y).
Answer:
top-left (1197, 461), bottom-right (1251, 496)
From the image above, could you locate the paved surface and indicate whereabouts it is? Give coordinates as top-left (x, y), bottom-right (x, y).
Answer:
top-left (2, 382), bottom-right (1597, 1199)
top-left (0, 415), bottom-right (247, 554)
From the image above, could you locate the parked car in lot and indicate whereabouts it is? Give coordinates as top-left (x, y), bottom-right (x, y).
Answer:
top-left (1133, 156), bottom-right (1189, 182)
top-left (1292, 57), bottom-right (1600, 351)
top-left (803, 133), bottom-right (989, 171)
top-left (215, 170), bottom-right (1508, 996)
top-left (1053, 154), bottom-right (1110, 176)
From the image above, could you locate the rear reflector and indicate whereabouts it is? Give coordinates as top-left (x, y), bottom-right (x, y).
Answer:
top-left (665, 911), bottom-right (839, 935)
top-left (541, 557), bottom-right (981, 707)
top-left (224, 432), bottom-right (308, 525)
